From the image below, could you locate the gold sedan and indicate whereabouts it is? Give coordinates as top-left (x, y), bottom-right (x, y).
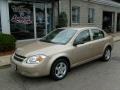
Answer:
top-left (11, 27), bottom-right (113, 80)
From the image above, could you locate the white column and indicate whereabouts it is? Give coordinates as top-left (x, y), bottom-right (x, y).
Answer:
top-left (33, 3), bottom-right (37, 39)
top-left (1, 0), bottom-right (10, 34)
top-left (114, 12), bottom-right (117, 33)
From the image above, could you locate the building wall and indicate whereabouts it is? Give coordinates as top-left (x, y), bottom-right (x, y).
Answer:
top-left (0, 0), bottom-right (120, 40)
top-left (60, 0), bottom-right (120, 32)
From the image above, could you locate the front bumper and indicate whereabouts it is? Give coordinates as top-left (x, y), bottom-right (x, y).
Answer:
top-left (11, 55), bottom-right (50, 77)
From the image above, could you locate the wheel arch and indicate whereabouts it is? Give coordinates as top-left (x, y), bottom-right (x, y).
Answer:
top-left (48, 55), bottom-right (71, 74)
top-left (104, 44), bottom-right (112, 51)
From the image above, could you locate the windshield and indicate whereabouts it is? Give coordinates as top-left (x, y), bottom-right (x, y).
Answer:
top-left (40, 29), bottom-right (77, 44)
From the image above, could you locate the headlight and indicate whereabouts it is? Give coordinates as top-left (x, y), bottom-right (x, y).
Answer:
top-left (25, 55), bottom-right (47, 64)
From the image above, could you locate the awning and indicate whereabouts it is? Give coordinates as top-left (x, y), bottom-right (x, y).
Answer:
top-left (12, 0), bottom-right (58, 3)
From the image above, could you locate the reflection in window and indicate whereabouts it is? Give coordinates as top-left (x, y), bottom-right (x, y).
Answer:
top-left (91, 29), bottom-right (104, 40)
top-left (9, 3), bottom-right (34, 40)
top-left (72, 6), bottom-right (80, 23)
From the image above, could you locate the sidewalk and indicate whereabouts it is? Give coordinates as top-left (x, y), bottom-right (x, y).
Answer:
top-left (109, 32), bottom-right (120, 42)
top-left (0, 33), bottom-right (120, 68)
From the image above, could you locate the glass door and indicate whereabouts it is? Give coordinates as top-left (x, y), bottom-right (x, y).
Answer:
top-left (35, 3), bottom-right (45, 38)
top-left (35, 3), bottom-right (52, 38)
top-left (47, 3), bottom-right (52, 33)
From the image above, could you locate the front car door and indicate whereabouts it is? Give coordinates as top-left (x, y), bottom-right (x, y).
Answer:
top-left (72, 29), bottom-right (93, 64)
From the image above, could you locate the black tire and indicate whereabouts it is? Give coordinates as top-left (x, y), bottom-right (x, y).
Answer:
top-left (50, 59), bottom-right (68, 81)
top-left (102, 47), bottom-right (111, 61)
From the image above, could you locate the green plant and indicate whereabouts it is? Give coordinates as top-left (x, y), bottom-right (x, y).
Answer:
top-left (57, 12), bottom-right (68, 28)
top-left (0, 33), bottom-right (16, 52)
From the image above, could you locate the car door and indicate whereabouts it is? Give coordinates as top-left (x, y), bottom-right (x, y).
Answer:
top-left (90, 29), bottom-right (106, 57)
top-left (72, 30), bottom-right (93, 64)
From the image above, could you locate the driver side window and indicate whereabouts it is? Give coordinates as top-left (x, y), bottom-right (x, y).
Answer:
top-left (74, 30), bottom-right (91, 45)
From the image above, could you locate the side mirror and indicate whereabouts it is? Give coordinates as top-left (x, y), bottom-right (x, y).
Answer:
top-left (73, 40), bottom-right (84, 46)
top-left (73, 41), bottom-right (78, 46)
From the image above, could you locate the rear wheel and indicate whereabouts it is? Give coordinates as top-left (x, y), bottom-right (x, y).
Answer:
top-left (50, 59), bottom-right (68, 81)
top-left (102, 47), bottom-right (111, 61)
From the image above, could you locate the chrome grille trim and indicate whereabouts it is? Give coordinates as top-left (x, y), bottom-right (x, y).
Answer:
top-left (14, 53), bottom-right (26, 62)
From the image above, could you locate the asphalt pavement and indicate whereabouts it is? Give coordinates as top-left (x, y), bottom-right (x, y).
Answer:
top-left (0, 41), bottom-right (120, 90)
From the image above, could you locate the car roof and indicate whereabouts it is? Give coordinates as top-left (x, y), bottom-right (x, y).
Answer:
top-left (58, 27), bottom-right (101, 31)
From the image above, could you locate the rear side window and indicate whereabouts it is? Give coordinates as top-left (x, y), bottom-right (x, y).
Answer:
top-left (91, 29), bottom-right (104, 40)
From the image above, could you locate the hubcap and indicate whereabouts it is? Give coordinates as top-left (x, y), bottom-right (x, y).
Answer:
top-left (105, 49), bottom-right (111, 60)
top-left (55, 62), bottom-right (67, 78)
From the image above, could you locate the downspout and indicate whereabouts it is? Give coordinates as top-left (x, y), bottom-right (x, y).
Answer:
top-left (69, 0), bottom-right (72, 26)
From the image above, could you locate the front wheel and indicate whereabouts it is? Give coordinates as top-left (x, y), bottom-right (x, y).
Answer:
top-left (102, 48), bottom-right (111, 61)
top-left (50, 59), bottom-right (68, 81)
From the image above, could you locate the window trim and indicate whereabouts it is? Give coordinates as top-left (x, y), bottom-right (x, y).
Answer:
top-left (72, 6), bottom-right (80, 24)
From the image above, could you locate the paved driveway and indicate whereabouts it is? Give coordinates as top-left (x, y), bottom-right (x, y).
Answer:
top-left (0, 41), bottom-right (120, 90)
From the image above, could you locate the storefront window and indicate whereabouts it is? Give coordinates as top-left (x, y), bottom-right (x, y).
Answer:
top-left (88, 8), bottom-right (95, 23)
top-left (72, 6), bottom-right (80, 23)
top-left (9, 3), bottom-right (34, 40)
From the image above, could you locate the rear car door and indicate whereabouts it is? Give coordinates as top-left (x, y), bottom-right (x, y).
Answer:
top-left (90, 29), bottom-right (106, 57)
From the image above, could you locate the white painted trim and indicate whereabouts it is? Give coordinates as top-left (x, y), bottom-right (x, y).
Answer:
top-left (33, 3), bottom-right (37, 39)
top-left (1, 0), bottom-right (10, 34)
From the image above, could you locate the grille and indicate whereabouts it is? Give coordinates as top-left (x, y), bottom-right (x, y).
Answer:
top-left (14, 53), bottom-right (26, 62)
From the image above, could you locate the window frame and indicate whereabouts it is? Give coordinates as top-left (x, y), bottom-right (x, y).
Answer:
top-left (90, 29), bottom-right (105, 40)
top-left (72, 6), bottom-right (80, 24)
top-left (73, 29), bottom-right (92, 45)
top-left (88, 8), bottom-right (95, 23)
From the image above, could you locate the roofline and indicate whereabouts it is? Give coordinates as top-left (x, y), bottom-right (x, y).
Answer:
top-left (82, 0), bottom-right (120, 8)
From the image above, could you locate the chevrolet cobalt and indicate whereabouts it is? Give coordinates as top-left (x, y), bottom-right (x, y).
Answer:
top-left (11, 27), bottom-right (113, 80)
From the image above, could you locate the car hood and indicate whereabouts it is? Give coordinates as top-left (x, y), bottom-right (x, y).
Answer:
top-left (15, 41), bottom-right (66, 57)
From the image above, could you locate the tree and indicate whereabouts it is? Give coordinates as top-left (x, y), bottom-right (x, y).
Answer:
top-left (56, 12), bottom-right (68, 28)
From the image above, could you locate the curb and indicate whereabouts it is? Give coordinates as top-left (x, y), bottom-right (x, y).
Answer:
top-left (114, 39), bottom-right (120, 42)
top-left (0, 55), bottom-right (11, 68)
top-left (0, 64), bottom-right (11, 69)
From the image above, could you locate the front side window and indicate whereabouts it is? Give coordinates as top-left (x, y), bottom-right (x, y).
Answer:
top-left (40, 29), bottom-right (77, 44)
top-left (9, 3), bottom-right (34, 40)
top-left (72, 6), bottom-right (80, 23)
top-left (88, 8), bottom-right (95, 23)
top-left (91, 29), bottom-right (104, 40)
top-left (74, 30), bottom-right (91, 44)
